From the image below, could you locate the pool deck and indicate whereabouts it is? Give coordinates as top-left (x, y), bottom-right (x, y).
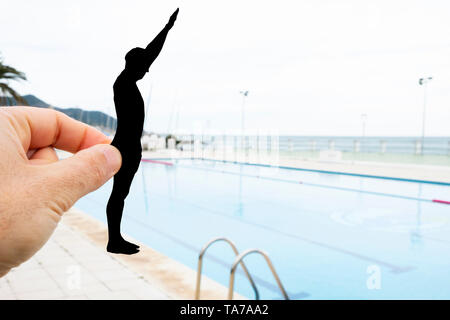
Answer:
top-left (142, 149), bottom-right (450, 184)
top-left (0, 207), bottom-right (244, 300)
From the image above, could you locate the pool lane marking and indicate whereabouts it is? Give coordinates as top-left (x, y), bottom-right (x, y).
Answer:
top-left (433, 199), bottom-right (450, 205)
top-left (141, 189), bottom-right (414, 275)
top-left (172, 163), bottom-right (448, 205)
top-left (203, 158), bottom-right (450, 186)
top-left (141, 159), bottom-right (173, 166)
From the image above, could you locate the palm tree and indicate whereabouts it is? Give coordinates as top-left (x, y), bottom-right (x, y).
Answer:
top-left (0, 54), bottom-right (27, 106)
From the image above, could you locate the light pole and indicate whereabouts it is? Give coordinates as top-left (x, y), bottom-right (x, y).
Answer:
top-left (238, 90), bottom-right (248, 217)
top-left (239, 90), bottom-right (249, 152)
top-left (419, 76), bottom-right (432, 155)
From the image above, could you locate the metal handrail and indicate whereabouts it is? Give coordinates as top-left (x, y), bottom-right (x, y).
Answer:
top-left (195, 237), bottom-right (260, 300)
top-left (228, 249), bottom-right (289, 300)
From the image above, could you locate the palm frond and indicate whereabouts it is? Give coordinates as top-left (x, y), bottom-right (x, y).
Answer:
top-left (0, 83), bottom-right (28, 105)
top-left (0, 63), bottom-right (26, 82)
top-left (0, 56), bottom-right (28, 106)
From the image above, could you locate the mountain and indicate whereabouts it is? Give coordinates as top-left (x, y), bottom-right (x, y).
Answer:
top-left (0, 95), bottom-right (117, 133)
top-left (19, 95), bottom-right (51, 108)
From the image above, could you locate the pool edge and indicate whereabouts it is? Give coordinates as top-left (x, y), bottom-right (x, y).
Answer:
top-left (64, 207), bottom-right (248, 300)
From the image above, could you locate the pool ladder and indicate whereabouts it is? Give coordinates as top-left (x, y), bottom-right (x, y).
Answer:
top-left (195, 237), bottom-right (289, 300)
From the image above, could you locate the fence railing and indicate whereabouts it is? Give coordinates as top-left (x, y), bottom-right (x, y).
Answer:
top-left (160, 135), bottom-right (450, 156)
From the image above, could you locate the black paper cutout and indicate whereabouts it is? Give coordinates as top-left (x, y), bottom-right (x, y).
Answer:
top-left (106, 8), bottom-right (179, 254)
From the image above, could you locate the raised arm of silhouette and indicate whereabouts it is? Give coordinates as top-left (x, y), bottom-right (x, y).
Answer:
top-left (106, 8), bottom-right (179, 255)
top-left (144, 8), bottom-right (178, 66)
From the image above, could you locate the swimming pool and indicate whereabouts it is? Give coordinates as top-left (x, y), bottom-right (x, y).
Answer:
top-left (75, 158), bottom-right (450, 299)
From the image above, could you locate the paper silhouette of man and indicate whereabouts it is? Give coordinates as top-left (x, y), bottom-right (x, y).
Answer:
top-left (106, 8), bottom-right (179, 254)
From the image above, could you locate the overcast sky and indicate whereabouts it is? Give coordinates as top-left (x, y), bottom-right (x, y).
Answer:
top-left (2, 0), bottom-right (450, 136)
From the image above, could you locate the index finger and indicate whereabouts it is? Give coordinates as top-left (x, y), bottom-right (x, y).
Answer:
top-left (3, 107), bottom-right (112, 153)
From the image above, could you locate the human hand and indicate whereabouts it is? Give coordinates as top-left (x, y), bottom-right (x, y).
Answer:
top-left (167, 8), bottom-right (179, 28)
top-left (0, 107), bottom-right (122, 277)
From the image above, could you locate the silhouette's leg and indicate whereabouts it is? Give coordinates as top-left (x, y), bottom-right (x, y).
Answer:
top-left (106, 177), bottom-right (138, 245)
top-left (106, 167), bottom-right (140, 254)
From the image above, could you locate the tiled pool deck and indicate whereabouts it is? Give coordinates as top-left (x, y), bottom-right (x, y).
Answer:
top-left (0, 207), bottom-right (243, 300)
top-left (0, 216), bottom-right (169, 300)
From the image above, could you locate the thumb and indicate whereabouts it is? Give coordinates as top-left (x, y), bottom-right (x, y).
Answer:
top-left (43, 144), bottom-right (122, 212)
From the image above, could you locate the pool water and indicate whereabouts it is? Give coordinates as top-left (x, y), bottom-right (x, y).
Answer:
top-left (75, 159), bottom-right (450, 299)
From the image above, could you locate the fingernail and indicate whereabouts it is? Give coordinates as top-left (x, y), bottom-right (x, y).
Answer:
top-left (101, 145), bottom-right (122, 173)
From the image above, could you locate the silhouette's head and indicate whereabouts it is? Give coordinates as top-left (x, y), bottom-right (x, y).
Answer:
top-left (125, 47), bottom-right (149, 80)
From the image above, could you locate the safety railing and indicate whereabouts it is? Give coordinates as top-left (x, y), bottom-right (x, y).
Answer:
top-left (195, 237), bottom-right (260, 300)
top-left (228, 249), bottom-right (289, 300)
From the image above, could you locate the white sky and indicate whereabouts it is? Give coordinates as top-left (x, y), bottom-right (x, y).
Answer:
top-left (2, 0), bottom-right (450, 136)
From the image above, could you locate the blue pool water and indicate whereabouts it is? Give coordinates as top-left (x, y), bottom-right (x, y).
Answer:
top-left (75, 159), bottom-right (450, 299)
